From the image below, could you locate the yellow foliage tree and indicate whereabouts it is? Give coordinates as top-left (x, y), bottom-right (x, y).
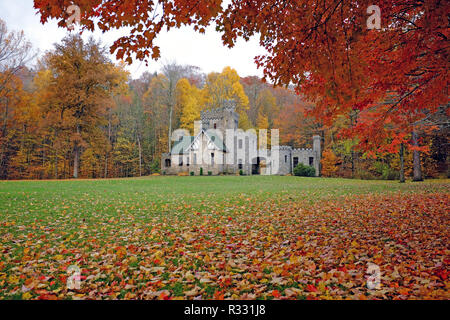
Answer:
top-left (176, 78), bottom-right (202, 134)
top-left (202, 66), bottom-right (249, 112)
top-left (238, 110), bottom-right (253, 131)
top-left (256, 112), bottom-right (269, 130)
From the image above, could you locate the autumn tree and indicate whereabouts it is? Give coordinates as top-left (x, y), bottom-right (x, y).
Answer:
top-left (321, 150), bottom-right (340, 177)
top-left (0, 18), bottom-right (34, 100)
top-left (43, 35), bottom-right (125, 178)
top-left (0, 20), bottom-right (35, 178)
top-left (177, 78), bottom-right (203, 134)
top-left (202, 67), bottom-right (249, 112)
top-left (142, 74), bottom-right (170, 163)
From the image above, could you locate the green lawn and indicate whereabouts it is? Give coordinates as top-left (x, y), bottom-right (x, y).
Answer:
top-left (0, 176), bottom-right (448, 300)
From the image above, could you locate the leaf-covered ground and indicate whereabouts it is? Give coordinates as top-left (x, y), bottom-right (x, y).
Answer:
top-left (0, 176), bottom-right (448, 300)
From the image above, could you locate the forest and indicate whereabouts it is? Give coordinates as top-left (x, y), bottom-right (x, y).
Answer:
top-left (0, 14), bottom-right (448, 181)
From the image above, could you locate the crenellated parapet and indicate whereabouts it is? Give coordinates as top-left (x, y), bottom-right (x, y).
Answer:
top-left (272, 145), bottom-right (292, 151)
top-left (201, 108), bottom-right (225, 121)
top-left (292, 148), bottom-right (313, 152)
top-left (223, 99), bottom-right (237, 110)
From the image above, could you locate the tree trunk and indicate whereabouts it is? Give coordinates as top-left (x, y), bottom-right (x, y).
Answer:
top-left (168, 103), bottom-right (173, 152)
top-left (351, 150), bottom-right (355, 177)
top-left (73, 124), bottom-right (80, 179)
top-left (137, 134), bottom-right (142, 177)
top-left (349, 111), bottom-right (358, 178)
top-left (104, 110), bottom-right (111, 178)
top-left (412, 131), bottom-right (423, 181)
top-left (0, 99), bottom-right (9, 179)
top-left (73, 144), bottom-right (79, 178)
top-left (399, 143), bottom-right (405, 183)
top-left (104, 155), bottom-right (108, 178)
top-left (55, 152), bottom-right (58, 179)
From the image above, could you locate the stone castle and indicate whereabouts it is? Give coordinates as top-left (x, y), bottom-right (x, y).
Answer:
top-left (161, 100), bottom-right (321, 176)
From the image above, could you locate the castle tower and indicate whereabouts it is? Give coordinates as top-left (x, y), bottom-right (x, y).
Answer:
top-left (201, 99), bottom-right (239, 143)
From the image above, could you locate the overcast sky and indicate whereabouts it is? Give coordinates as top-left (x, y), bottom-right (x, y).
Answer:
top-left (0, 0), bottom-right (267, 79)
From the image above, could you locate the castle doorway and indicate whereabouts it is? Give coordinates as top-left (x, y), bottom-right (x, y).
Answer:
top-left (251, 157), bottom-right (266, 175)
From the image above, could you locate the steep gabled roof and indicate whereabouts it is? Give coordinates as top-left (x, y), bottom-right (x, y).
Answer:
top-left (170, 129), bottom-right (227, 155)
top-left (171, 136), bottom-right (194, 155)
top-left (205, 130), bottom-right (227, 152)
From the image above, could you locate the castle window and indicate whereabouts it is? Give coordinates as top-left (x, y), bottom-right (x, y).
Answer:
top-left (309, 157), bottom-right (314, 166)
top-left (293, 157), bottom-right (299, 168)
top-left (165, 159), bottom-right (171, 168)
top-left (211, 153), bottom-right (214, 165)
top-left (238, 159), bottom-right (243, 170)
top-left (179, 156), bottom-right (183, 166)
top-left (214, 123), bottom-right (217, 129)
top-left (285, 155), bottom-right (288, 163)
top-left (187, 157), bottom-right (190, 167)
top-left (238, 139), bottom-right (243, 149)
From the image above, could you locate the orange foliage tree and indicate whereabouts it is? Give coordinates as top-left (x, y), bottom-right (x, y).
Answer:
top-left (321, 150), bottom-right (340, 177)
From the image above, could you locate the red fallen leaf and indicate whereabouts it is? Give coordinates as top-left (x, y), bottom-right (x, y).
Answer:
top-left (219, 277), bottom-right (232, 287)
top-left (271, 290), bottom-right (281, 298)
top-left (159, 292), bottom-right (170, 300)
top-left (213, 290), bottom-right (225, 300)
top-left (390, 282), bottom-right (399, 288)
top-left (434, 269), bottom-right (448, 281)
top-left (306, 284), bottom-right (318, 292)
top-left (338, 266), bottom-right (347, 273)
top-left (227, 217), bottom-right (232, 221)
